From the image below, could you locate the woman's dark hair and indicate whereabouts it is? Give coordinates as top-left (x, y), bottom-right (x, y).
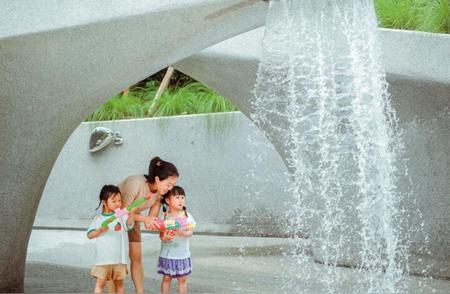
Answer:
top-left (161, 186), bottom-right (188, 217)
top-left (95, 185), bottom-right (121, 211)
top-left (145, 156), bottom-right (179, 183)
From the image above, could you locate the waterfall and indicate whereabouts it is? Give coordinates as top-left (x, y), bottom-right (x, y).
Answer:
top-left (252, 0), bottom-right (410, 292)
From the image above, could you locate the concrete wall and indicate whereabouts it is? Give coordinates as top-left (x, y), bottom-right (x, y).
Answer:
top-left (0, 1), bottom-right (267, 291)
top-left (35, 112), bottom-right (290, 235)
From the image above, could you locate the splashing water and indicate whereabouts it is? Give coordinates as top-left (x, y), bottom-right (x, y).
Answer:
top-left (252, 0), bottom-right (410, 292)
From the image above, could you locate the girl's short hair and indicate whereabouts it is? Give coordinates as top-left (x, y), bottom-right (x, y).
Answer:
top-left (145, 156), bottom-right (179, 183)
top-left (96, 184), bottom-right (120, 210)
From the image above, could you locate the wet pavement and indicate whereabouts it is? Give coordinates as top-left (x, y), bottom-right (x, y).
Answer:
top-left (25, 229), bottom-right (450, 293)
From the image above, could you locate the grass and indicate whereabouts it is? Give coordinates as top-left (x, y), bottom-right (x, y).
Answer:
top-left (85, 78), bottom-right (237, 122)
top-left (375, 0), bottom-right (450, 33)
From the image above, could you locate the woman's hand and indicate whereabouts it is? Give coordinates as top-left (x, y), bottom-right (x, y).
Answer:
top-left (143, 216), bottom-right (161, 231)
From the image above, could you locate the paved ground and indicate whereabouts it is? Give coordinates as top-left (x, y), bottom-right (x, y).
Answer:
top-left (25, 229), bottom-right (450, 293)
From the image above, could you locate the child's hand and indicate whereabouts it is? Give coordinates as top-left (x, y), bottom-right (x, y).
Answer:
top-left (87, 226), bottom-right (109, 240)
top-left (161, 230), bottom-right (176, 241)
top-left (129, 207), bottom-right (138, 215)
top-left (176, 228), bottom-right (193, 238)
top-left (176, 229), bottom-right (188, 237)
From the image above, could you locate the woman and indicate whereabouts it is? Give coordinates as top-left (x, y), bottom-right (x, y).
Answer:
top-left (118, 156), bottom-right (179, 293)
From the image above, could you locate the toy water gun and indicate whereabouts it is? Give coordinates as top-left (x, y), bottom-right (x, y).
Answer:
top-left (156, 217), bottom-right (196, 231)
top-left (101, 197), bottom-right (146, 228)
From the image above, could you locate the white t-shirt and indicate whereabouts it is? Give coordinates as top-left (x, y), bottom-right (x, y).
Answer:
top-left (159, 212), bottom-right (196, 259)
top-left (87, 213), bottom-right (133, 265)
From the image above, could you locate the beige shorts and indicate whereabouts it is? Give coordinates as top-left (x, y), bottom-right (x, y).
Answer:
top-left (90, 264), bottom-right (128, 281)
top-left (128, 220), bottom-right (141, 242)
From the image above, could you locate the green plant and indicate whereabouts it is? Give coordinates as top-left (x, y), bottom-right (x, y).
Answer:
top-left (418, 0), bottom-right (450, 33)
top-left (182, 83), bottom-right (236, 114)
top-left (86, 93), bottom-right (145, 121)
top-left (375, 0), bottom-right (423, 30)
top-left (374, 0), bottom-right (450, 33)
top-left (86, 80), bottom-right (236, 121)
top-left (151, 82), bottom-right (236, 117)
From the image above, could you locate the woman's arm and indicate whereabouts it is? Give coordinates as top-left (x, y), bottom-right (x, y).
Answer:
top-left (148, 200), bottom-right (161, 218)
top-left (139, 198), bottom-right (162, 230)
top-left (133, 214), bottom-right (148, 222)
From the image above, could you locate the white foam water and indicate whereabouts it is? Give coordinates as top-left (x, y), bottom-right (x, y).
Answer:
top-left (251, 0), bottom-right (410, 292)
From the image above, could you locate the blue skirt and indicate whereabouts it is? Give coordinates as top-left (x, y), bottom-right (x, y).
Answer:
top-left (157, 257), bottom-right (192, 278)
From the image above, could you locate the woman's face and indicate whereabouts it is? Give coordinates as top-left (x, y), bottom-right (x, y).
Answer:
top-left (156, 175), bottom-right (177, 195)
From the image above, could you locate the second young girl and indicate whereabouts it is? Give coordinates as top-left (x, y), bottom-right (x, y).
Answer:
top-left (158, 186), bottom-right (196, 294)
top-left (87, 185), bottom-right (136, 294)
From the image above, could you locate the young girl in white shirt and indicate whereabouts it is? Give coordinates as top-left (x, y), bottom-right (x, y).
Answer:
top-left (87, 185), bottom-right (136, 294)
top-left (158, 186), bottom-right (196, 294)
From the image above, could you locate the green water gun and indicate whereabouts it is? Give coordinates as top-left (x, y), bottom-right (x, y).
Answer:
top-left (101, 197), bottom-right (146, 228)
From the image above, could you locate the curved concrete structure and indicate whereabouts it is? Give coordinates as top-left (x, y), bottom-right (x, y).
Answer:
top-left (175, 27), bottom-right (450, 167)
top-left (174, 27), bottom-right (450, 277)
top-left (1, 0), bottom-right (449, 290)
top-left (35, 113), bottom-right (289, 235)
top-left (0, 1), bottom-right (268, 291)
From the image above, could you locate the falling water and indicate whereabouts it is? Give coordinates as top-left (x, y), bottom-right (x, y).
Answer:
top-left (252, 0), bottom-right (410, 292)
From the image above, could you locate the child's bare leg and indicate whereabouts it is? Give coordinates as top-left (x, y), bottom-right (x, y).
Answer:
top-left (94, 278), bottom-right (107, 293)
top-left (113, 279), bottom-right (124, 294)
top-left (161, 275), bottom-right (172, 294)
top-left (107, 280), bottom-right (115, 293)
top-left (177, 276), bottom-right (187, 294)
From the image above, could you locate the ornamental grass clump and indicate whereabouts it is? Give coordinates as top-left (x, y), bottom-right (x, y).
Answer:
top-left (375, 0), bottom-right (450, 33)
top-left (86, 80), bottom-right (236, 121)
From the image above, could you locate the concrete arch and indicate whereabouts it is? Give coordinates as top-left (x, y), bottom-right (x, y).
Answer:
top-left (1, 0), bottom-right (449, 291)
top-left (0, 1), bottom-right (267, 291)
top-left (174, 27), bottom-right (450, 169)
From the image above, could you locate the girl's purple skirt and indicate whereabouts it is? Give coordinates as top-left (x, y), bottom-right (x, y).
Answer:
top-left (157, 257), bottom-right (192, 278)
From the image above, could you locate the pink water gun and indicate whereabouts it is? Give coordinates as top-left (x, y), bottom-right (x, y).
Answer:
top-left (156, 216), bottom-right (195, 231)
top-left (101, 197), bottom-right (146, 228)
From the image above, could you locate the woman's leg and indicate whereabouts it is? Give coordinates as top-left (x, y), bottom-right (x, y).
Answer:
top-left (129, 241), bottom-right (144, 293)
top-left (161, 275), bottom-right (172, 294)
top-left (94, 278), bottom-right (106, 294)
top-left (113, 279), bottom-right (124, 294)
top-left (177, 276), bottom-right (187, 294)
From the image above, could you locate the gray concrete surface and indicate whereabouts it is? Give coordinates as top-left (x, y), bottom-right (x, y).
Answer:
top-left (25, 229), bottom-right (450, 293)
top-left (35, 112), bottom-right (290, 236)
top-left (174, 27), bottom-right (450, 277)
top-left (0, 1), bottom-right (267, 291)
top-left (26, 230), bottom-right (289, 293)
top-left (1, 0), bottom-right (449, 291)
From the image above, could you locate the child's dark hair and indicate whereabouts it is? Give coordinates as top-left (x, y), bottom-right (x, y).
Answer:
top-left (145, 156), bottom-right (179, 184)
top-left (95, 185), bottom-right (121, 211)
top-left (161, 186), bottom-right (188, 217)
